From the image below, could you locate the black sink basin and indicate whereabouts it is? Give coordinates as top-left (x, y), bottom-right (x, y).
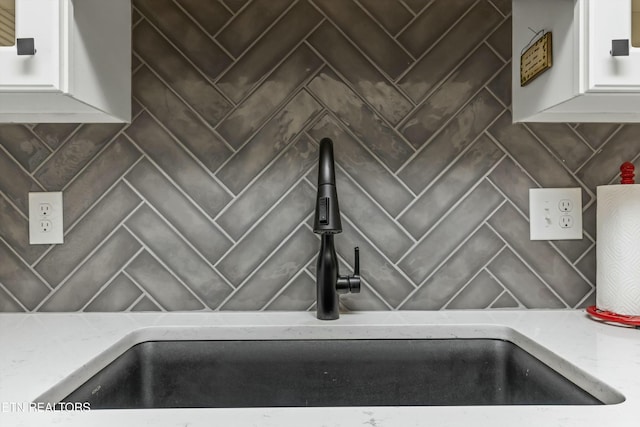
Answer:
top-left (60, 339), bottom-right (602, 408)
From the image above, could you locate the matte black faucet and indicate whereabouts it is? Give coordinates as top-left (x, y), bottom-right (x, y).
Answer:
top-left (313, 138), bottom-right (360, 320)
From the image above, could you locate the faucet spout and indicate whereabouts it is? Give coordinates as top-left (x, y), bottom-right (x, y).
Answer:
top-left (313, 138), bottom-right (360, 320)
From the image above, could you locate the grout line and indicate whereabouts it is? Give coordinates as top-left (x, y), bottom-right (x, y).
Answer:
top-left (121, 183), bottom-right (235, 292)
top-left (121, 133), bottom-right (237, 245)
top-left (29, 124), bottom-right (83, 175)
top-left (484, 220), bottom-right (573, 307)
top-left (0, 279), bottom-right (30, 312)
top-left (395, 199), bottom-right (507, 309)
top-left (0, 144), bottom-right (47, 192)
top-left (217, 220), bottom-right (314, 310)
top-left (122, 270), bottom-right (167, 312)
top-left (123, 291), bottom-right (147, 312)
top-left (0, 235), bottom-right (54, 291)
top-left (79, 246), bottom-right (145, 312)
top-left (441, 244), bottom-right (507, 309)
top-left (0, 190), bottom-right (28, 221)
top-left (62, 154), bottom-right (146, 236)
top-left (261, 268), bottom-right (311, 311)
top-left (122, 223), bottom-right (214, 310)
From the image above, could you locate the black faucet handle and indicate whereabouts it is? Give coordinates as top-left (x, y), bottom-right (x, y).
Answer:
top-left (337, 247), bottom-right (361, 294)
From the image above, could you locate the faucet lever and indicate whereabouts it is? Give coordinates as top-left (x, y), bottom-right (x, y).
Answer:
top-left (337, 247), bottom-right (361, 294)
top-left (353, 246), bottom-right (359, 276)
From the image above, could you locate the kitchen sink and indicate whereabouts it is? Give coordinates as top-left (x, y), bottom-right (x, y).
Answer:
top-left (59, 338), bottom-right (604, 408)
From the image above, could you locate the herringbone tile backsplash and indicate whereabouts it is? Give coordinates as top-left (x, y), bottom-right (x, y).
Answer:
top-left (0, 0), bottom-right (628, 312)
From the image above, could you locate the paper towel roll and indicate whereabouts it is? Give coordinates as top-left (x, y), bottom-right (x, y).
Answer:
top-left (597, 184), bottom-right (640, 315)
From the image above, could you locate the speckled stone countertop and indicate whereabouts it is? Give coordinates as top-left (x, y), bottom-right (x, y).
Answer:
top-left (0, 310), bottom-right (638, 427)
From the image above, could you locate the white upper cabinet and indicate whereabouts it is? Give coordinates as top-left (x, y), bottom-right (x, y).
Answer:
top-left (0, 0), bottom-right (130, 123)
top-left (513, 0), bottom-right (640, 122)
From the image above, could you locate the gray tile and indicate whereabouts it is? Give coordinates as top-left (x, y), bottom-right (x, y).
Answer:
top-left (84, 274), bottom-right (142, 312)
top-left (126, 159), bottom-right (232, 260)
top-left (487, 65), bottom-right (511, 107)
top-left (399, 180), bottom-right (504, 284)
top-left (308, 69), bottom-right (414, 172)
top-left (217, 182), bottom-right (315, 285)
top-left (0, 286), bottom-right (24, 312)
top-left (0, 241), bottom-right (49, 310)
top-left (221, 0), bottom-right (249, 13)
top-left (446, 270), bottom-right (504, 309)
top-left (402, 226), bottom-right (503, 309)
top-left (577, 290), bottom-right (595, 309)
top-left (401, 90), bottom-right (503, 192)
top-left (265, 273), bottom-right (315, 310)
top-left (339, 280), bottom-right (390, 311)
top-left (63, 135), bottom-right (142, 227)
top-left (308, 22), bottom-right (413, 125)
top-left (489, 0), bottom-right (511, 16)
top-left (358, 0), bottom-right (413, 35)
top-left (488, 157), bottom-right (536, 216)
top-left (398, 0), bottom-right (474, 57)
top-left (0, 125), bottom-right (50, 172)
top-left (401, 46), bottom-right (503, 148)
top-left (218, 134), bottom-right (318, 240)
top-left (126, 204), bottom-right (232, 308)
top-left (135, 0), bottom-right (232, 79)
top-left (488, 203), bottom-right (592, 306)
top-left (400, 135), bottom-right (504, 239)
top-left (0, 150), bottom-right (44, 215)
top-left (222, 228), bottom-right (317, 310)
top-left (335, 168), bottom-right (413, 262)
top-left (576, 246), bottom-right (596, 285)
top-left (575, 123), bottom-right (620, 149)
top-left (217, 90), bottom-right (322, 193)
top-left (131, 296), bottom-right (161, 311)
top-left (313, 0), bottom-right (412, 79)
top-left (176, 0), bottom-right (232, 35)
top-left (36, 183), bottom-right (140, 285)
top-left (577, 124), bottom-right (640, 191)
top-left (133, 20), bottom-right (232, 127)
top-left (491, 292), bottom-right (520, 308)
top-left (552, 238), bottom-right (593, 264)
top-left (40, 228), bottom-right (141, 311)
top-left (486, 16), bottom-right (511, 61)
top-left (488, 249), bottom-right (565, 308)
top-left (125, 112), bottom-right (231, 217)
top-left (217, 46), bottom-right (323, 147)
top-left (32, 123), bottom-right (79, 150)
top-left (399, 1), bottom-right (503, 102)
top-left (0, 195), bottom-right (46, 264)
top-left (489, 111), bottom-right (581, 188)
top-left (526, 123), bottom-right (593, 172)
top-left (402, 0), bottom-right (430, 14)
top-left (216, 1), bottom-right (322, 102)
top-left (133, 66), bottom-right (232, 170)
top-left (125, 250), bottom-right (205, 310)
top-left (308, 115), bottom-right (413, 217)
top-left (217, 0), bottom-right (293, 57)
top-left (35, 124), bottom-right (124, 190)
top-left (332, 217), bottom-right (415, 308)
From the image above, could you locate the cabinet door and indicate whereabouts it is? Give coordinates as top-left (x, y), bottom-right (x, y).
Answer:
top-left (0, 0), bottom-right (60, 91)
top-left (588, 0), bottom-right (640, 91)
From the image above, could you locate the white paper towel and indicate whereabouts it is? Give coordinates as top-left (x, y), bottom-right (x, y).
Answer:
top-left (597, 184), bottom-right (640, 315)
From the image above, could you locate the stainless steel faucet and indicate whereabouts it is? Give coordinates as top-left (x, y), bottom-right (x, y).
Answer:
top-left (313, 138), bottom-right (360, 320)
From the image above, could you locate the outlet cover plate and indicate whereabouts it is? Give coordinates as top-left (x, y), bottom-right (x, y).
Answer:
top-left (529, 188), bottom-right (582, 240)
top-left (29, 192), bottom-right (64, 244)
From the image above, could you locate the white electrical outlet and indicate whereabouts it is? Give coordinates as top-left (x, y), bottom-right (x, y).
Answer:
top-left (529, 188), bottom-right (582, 240)
top-left (29, 192), bottom-right (64, 245)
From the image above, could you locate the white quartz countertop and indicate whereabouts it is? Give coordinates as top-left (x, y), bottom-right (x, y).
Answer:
top-left (0, 310), bottom-right (639, 427)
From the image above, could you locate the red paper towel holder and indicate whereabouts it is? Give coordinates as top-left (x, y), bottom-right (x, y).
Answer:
top-left (588, 162), bottom-right (640, 329)
top-left (586, 306), bottom-right (640, 328)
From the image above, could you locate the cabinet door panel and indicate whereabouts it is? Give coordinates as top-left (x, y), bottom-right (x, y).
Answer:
top-left (0, 0), bottom-right (60, 90)
top-left (589, 0), bottom-right (640, 91)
